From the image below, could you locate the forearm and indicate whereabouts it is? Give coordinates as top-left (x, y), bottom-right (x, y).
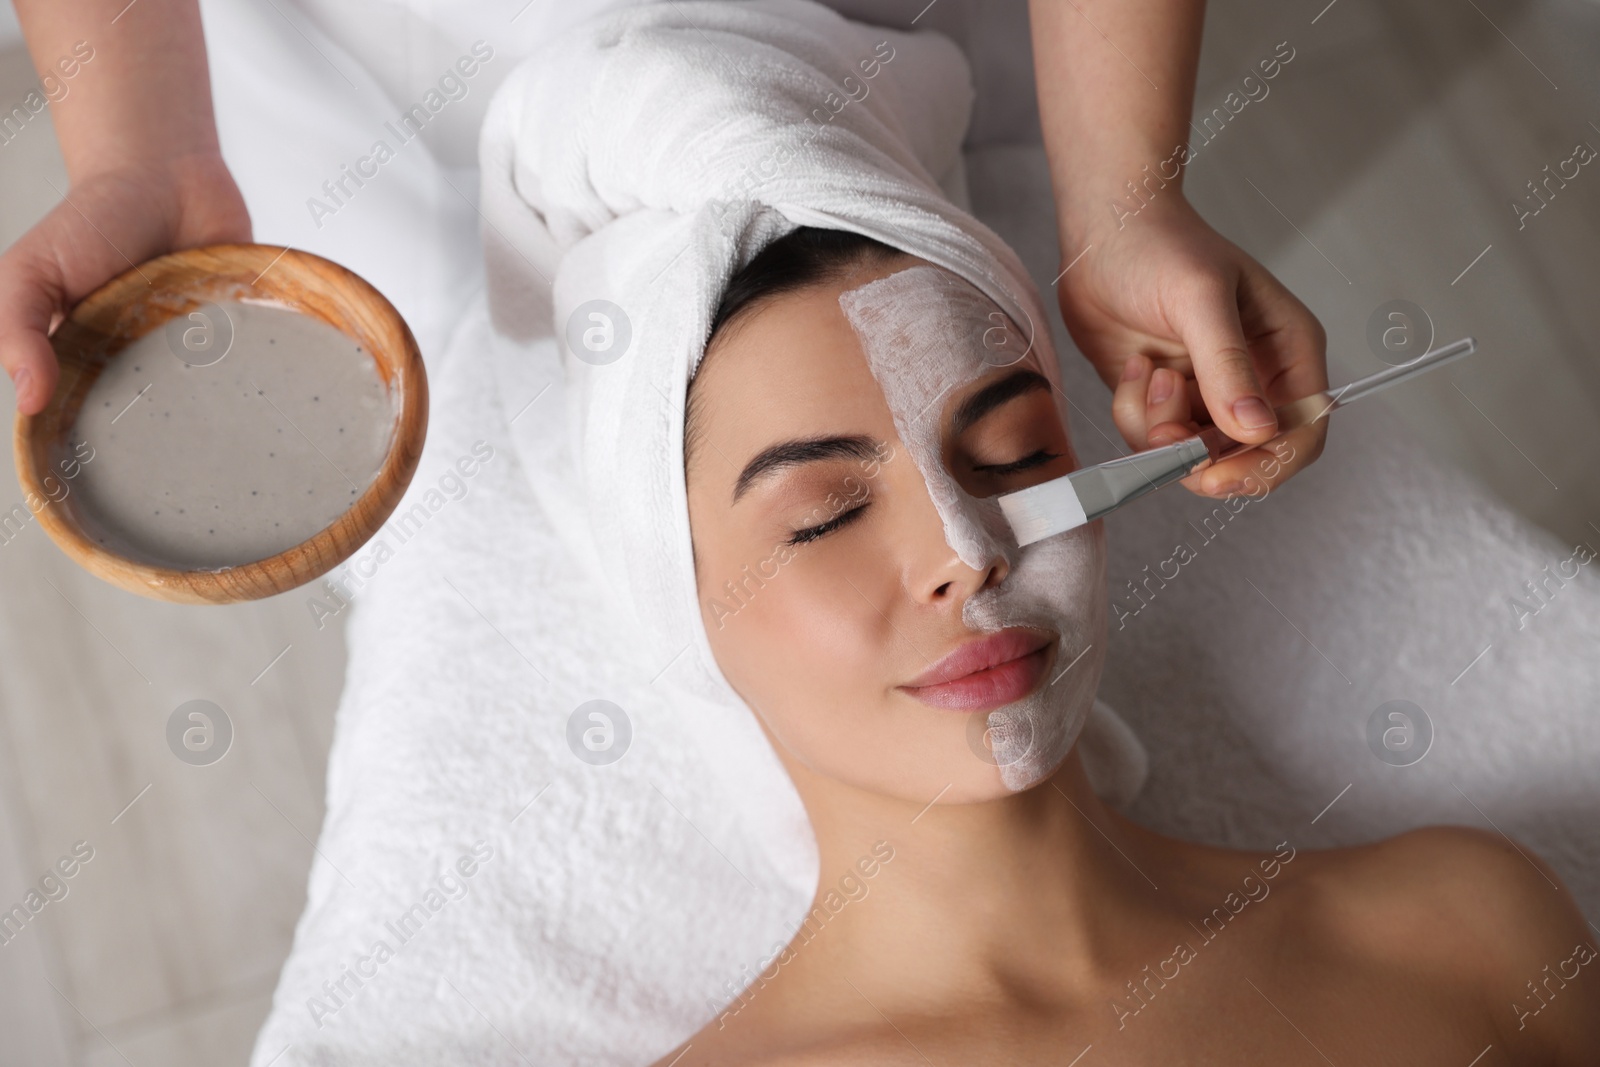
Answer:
top-left (13, 0), bottom-right (221, 181)
top-left (1028, 0), bottom-right (1206, 248)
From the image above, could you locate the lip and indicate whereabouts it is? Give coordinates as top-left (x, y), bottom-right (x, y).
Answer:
top-left (899, 628), bottom-right (1055, 712)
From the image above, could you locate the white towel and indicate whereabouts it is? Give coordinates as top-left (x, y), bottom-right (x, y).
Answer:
top-left (243, 3), bottom-right (1600, 1065)
top-left (481, 0), bottom-right (1040, 690)
top-left (253, 4), bottom-right (1147, 1064)
top-left (476, 0), bottom-right (1148, 866)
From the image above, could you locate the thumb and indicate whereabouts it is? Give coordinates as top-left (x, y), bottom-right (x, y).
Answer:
top-left (0, 250), bottom-right (66, 417)
top-left (1175, 277), bottom-right (1277, 443)
top-left (0, 330), bottom-right (60, 417)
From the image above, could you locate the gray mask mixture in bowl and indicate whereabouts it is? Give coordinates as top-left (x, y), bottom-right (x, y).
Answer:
top-left (65, 300), bottom-right (395, 570)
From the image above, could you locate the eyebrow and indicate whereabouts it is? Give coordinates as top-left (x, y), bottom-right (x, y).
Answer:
top-left (728, 370), bottom-right (1053, 505)
top-left (948, 369), bottom-right (1053, 437)
top-left (732, 434), bottom-right (884, 504)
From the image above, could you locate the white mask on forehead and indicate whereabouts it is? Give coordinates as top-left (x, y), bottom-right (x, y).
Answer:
top-left (838, 264), bottom-right (1108, 792)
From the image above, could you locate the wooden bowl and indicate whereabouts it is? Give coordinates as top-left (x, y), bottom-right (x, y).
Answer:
top-left (13, 244), bottom-right (427, 604)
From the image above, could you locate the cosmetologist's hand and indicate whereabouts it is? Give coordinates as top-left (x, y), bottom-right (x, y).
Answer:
top-left (1056, 196), bottom-right (1329, 499)
top-left (0, 153), bottom-right (251, 415)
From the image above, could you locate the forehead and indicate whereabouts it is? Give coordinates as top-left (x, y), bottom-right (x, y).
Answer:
top-left (838, 262), bottom-right (1036, 385)
top-left (692, 261), bottom-right (1039, 440)
top-left (692, 271), bottom-right (890, 455)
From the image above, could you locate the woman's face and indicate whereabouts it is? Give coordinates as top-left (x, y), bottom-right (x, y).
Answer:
top-left (685, 256), bottom-right (1108, 804)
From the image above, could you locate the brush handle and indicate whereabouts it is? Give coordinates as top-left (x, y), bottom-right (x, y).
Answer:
top-left (1070, 392), bottom-right (1336, 519)
top-left (1189, 336), bottom-right (1477, 467)
top-left (1002, 336), bottom-right (1480, 545)
top-left (1192, 393), bottom-right (1338, 466)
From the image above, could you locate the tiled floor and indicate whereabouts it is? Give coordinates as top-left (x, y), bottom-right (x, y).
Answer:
top-left (1, 0), bottom-right (1599, 1063)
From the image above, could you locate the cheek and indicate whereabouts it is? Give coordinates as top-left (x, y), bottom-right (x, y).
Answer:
top-left (703, 548), bottom-right (893, 710)
top-left (963, 520), bottom-right (1106, 646)
top-left (1027, 522), bottom-right (1106, 613)
top-left (1027, 527), bottom-right (1107, 661)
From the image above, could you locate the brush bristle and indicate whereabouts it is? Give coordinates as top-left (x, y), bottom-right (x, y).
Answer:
top-left (998, 477), bottom-right (1087, 547)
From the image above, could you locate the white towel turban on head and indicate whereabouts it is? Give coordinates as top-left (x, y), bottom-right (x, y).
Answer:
top-left (478, 0), bottom-right (1147, 846)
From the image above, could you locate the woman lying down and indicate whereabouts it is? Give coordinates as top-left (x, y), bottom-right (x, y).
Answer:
top-left (491, 3), bottom-right (1600, 1062)
top-left (651, 225), bottom-right (1600, 1066)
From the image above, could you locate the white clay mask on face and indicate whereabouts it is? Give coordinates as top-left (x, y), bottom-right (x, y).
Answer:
top-left (838, 264), bottom-right (1108, 791)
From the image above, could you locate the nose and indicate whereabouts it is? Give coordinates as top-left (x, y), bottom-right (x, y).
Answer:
top-left (907, 486), bottom-right (1012, 605)
top-left (924, 546), bottom-right (1009, 606)
top-left (885, 436), bottom-right (1016, 607)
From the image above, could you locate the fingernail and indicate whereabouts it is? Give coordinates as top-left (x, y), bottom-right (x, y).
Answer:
top-left (1148, 369), bottom-right (1173, 405)
top-left (1212, 480), bottom-right (1244, 497)
top-left (1121, 354), bottom-right (1146, 383)
top-left (1232, 396), bottom-right (1275, 430)
top-left (12, 369), bottom-right (30, 408)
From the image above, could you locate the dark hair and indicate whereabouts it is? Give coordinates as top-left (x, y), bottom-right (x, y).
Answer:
top-left (708, 226), bottom-right (902, 340)
top-left (686, 226), bottom-right (904, 467)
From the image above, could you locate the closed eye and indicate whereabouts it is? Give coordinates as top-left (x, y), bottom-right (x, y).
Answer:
top-left (971, 450), bottom-right (1063, 476)
top-left (786, 503), bottom-right (869, 545)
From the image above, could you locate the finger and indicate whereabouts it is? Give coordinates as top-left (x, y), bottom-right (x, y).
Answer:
top-left (1188, 417), bottom-right (1329, 499)
top-left (1109, 351), bottom-right (1153, 447)
top-left (1176, 268), bottom-right (1332, 500)
top-left (1240, 267), bottom-right (1330, 403)
top-left (0, 245), bottom-right (67, 417)
top-left (1174, 274), bottom-right (1278, 444)
top-left (1145, 366), bottom-right (1189, 425)
top-left (0, 331), bottom-right (61, 417)
top-left (1143, 367), bottom-right (1194, 447)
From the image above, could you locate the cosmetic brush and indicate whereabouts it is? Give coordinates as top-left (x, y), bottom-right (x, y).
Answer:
top-left (999, 336), bottom-right (1478, 547)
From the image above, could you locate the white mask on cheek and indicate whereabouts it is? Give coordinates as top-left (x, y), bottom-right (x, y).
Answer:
top-left (838, 265), bottom-right (1108, 792)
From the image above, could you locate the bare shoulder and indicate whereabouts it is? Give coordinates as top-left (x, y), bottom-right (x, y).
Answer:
top-left (1289, 825), bottom-right (1585, 956)
top-left (1284, 825), bottom-right (1600, 1060)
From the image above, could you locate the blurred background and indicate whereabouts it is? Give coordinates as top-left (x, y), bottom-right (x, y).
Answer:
top-left (1, 0), bottom-right (1598, 1063)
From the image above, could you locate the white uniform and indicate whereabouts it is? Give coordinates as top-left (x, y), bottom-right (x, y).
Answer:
top-left (285, 0), bottom-right (1040, 168)
top-left (199, 0), bottom-right (1038, 377)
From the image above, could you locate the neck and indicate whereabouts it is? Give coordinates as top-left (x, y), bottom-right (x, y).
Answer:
top-left (779, 748), bottom-right (1162, 1006)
